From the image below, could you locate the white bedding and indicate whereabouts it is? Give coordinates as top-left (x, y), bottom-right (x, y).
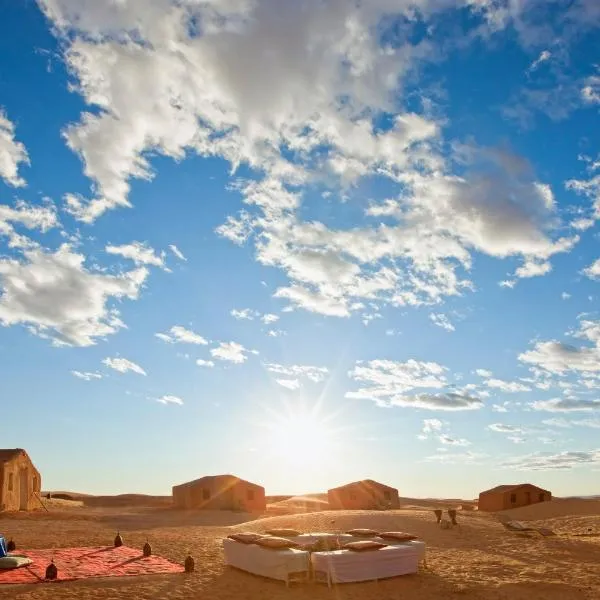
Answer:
top-left (222, 538), bottom-right (310, 586)
top-left (311, 540), bottom-right (425, 585)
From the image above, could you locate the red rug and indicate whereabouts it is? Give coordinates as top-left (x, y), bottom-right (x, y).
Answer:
top-left (0, 546), bottom-right (185, 585)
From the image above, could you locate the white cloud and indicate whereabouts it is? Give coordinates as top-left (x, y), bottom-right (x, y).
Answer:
top-left (429, 312), bottom-right (455, 332)
top-left (562, 292), bottom-right (571, 300)
top-left (275, 378), bottom-right (301, 390)
top-left (0, 200), bottom-right (59, 249)
top-left (106, 241), bottom-right (165, 268)
top-left (196, 359), bottom-right (215, 368)
top-left (267, 329), bottom-right (286, 337)
top-left (35, 1), bottom-right (580, 315)
top-left (519, 317), bottom-right (600, 375)
top-left (264, 362), bottom-right (328, 383)
top-left (485, 378), bottom-right (531, 393)
top-left (347, 359), bottom-right (482, 410)
top-left (527, 50), bottom-right (551, 73)
top-left (531, 398), bottom-right (600, 412)
top-left (156, 394), bottom-right (183, 406)
top-left (211, 341), bottom-right (249, 364)
top-left (475, 369), bottom-right (493, 378)
top-left (71, 370), bottom-right (102, 381)
top-left (102, 356), bottom-right (146, 375)
top-left (0, 245), bottom-right (147, 346)
top-left (515, 259), bottom-right (551, 279)
top-left (583, 259), bottom-right (600, 280)
top-left (0, 110), bottom-right (29, 187)
top-left (422, 419), bottom-right (443, 434)
top-left (438, 434), bottom-right (471, 447)
top-left (261, 313), bottom-right (279, 324)
top-left (231, 308), bottom-right (257, 320)
top-left (424, 451), bottom-right (486, 464)
top-left (499, 280), bottom-right (516, 289)
top-left (155, 325), bottom-right (208, 345)
top-left (169, 244), bottom-right (186, 261)
top-left (492, 402), bottom-right (510, 413)
top-left (488, 423), bottom-right (523, 433)
top-left (500, 450), bottom-right (600, 471)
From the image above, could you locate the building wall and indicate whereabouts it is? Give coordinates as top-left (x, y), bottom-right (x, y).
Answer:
top-left (328, 482), bottom-right (399, 510)
top-left (173, 478), bottom-right (266, 511)
top-left (477, 491), bottom-right (506, 512)
top-left (0, 454), bottom-right (42, 512)
top-left (479, 485), bottom-right (552, 512)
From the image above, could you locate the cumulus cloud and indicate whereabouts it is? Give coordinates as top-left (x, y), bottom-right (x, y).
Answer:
top-left (71, 370), bottom-right (102, 381)
top-left (106, 241), bottom-right (165, 268)
top-left (261, 313), bottom-right (279, 324)
top-left (519, 316), bottom-right (600, 375)
top-left (583, 259), bottom-right (600, 280)
top-left (484, 378), bottom-right (531, 393)
top-left (275, 379), bottom-right (301, 390)
top-left (429, 313), bottom-right (455, 332)
top-left (155, 325), bottom-right (208, 345)
top-left (264, 362), bottom-right (328, 383)
top-left (0, 110), bottom-right (29, 187)
top-left (156, 394), bottom-right (183, 405)
top-left (211, 341), bottom-right (250, 364)
top-left (475, 369), bottom-right (493, 378)
top-left (102, 356), bottom-right (146, 375)
top-left (196, 359), bottom-right (215, 368)
top-left (531, 398), bottom-right (600, 412)
top-left (35, 0), bottom-right (581, 315)
top-left (424, 451), bottom-right (486, 464)
top-left (231, 308), bottom-right (257, 320)
top-left (0, 245), bottom-right (147, 346)
top-left (0, 200), bottom-right (59, 249)
top-left (500, 450), bottom-right (600, 471)
top-left (422, 419), bottom-right (443, 434)
top-left (347, 359), bottom-right (482, 410)
top-left (488, 423), bottom-right (524, 433)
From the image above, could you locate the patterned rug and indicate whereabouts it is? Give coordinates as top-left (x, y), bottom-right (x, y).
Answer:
top-left (0, 546), bottom-right (185, 585)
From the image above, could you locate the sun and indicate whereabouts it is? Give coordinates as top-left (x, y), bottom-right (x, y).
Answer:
top-left (263, 408), bottom-right (337, 469)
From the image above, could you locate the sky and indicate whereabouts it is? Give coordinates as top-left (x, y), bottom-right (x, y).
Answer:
top-left (1, 0), bottom-right (600, 500)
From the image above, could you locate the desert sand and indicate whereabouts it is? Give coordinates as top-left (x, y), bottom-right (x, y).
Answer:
top-left (1, 495), bottom-right (599, 600)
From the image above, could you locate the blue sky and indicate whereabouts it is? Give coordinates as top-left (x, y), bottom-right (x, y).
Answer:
top-left (1, 0), bottom-right (600, 499)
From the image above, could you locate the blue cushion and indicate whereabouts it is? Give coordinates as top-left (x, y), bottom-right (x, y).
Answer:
top-left (0, 537), bottom-right (7, 559)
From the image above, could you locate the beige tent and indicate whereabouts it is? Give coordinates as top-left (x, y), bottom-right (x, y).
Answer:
top-left (478, 483), bottom-right (551, 512)
top-left (328, 479), bottom-right (400, 510)
top-left (0, 449), bottom-right (42, 512)
top-left (172, 474), bottom-right (266, 511)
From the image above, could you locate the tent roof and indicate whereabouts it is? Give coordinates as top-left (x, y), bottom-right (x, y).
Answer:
top-left (173, 474), bottom-right (263, 490)
top-left (329, 479), bottom-right (397, 492)
top-left (0, 449), bottom-right (25, 463)
top-left (480, 483), bottom-right (550, 495)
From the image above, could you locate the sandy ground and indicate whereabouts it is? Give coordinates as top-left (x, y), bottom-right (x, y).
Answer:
top-left (1, 498), bottom-right (599, 600)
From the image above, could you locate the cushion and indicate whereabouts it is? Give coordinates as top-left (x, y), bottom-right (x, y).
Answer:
top-left (0, 556), bottom-right (33, 569)
top-left (346, 528), bottom-right (380, 537)
top-left (227, 532), bottom-right (266, 544)
top-left (264, 528), bottom-right (301, 537)
top-left (255, 536), bottom-right (300, 550)
top-left (378, 531), bottom-right (418, 541)
top-left (343, 540), bottom-right (387, 552)
top-left (301, 538), bottom-right (341, 552)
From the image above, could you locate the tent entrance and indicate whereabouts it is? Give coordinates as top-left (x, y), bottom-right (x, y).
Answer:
top-left (19, 470), bottom-right (28, 510)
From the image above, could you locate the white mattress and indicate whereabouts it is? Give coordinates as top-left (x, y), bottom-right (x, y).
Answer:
top-left (222, 538), bottom-right (310, 584)
top-left (311, 540), bottom-right (425, 584)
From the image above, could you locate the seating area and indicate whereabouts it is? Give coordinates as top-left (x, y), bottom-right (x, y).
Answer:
top-left (223, 528), bottom-right (425, 587)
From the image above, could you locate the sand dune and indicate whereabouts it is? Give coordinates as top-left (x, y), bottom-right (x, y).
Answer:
top-left (1, 496), bottom-right (599, 600)
top-left (499, 498), bottom-right (600, 520)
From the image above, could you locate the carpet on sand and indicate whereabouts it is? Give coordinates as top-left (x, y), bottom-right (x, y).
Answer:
top-left (0, 546), bottom-right (185, 584)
